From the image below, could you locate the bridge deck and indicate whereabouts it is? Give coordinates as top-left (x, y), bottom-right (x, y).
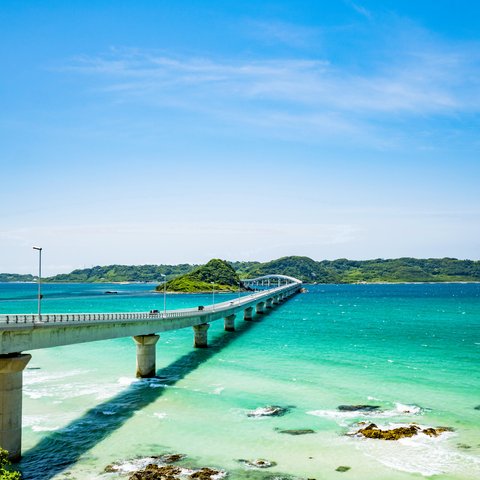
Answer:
top-left (0, 282), bottom-right (302, 354)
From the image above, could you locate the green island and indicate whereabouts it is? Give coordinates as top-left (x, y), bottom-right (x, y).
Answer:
top-left (1, 256), bottom-right (479, 286)
top-left (156, 259), bottom-right (243, 293)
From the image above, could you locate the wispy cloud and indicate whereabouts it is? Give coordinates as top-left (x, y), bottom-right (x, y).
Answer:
top-left (69, 44), bottom-right (480, 113)
top-left (62, 26), bottom-right (480, 149)
top-left (244, 20), bottom-right (319, 47)
top-left (347, 1), bottom-right (373, 20)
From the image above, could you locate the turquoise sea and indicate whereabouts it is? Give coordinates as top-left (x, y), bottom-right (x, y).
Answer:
top-left (0, 282), bottom-right (479, 480)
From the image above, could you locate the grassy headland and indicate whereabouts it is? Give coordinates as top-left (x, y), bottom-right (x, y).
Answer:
top-left (156, 259), bottom-right (242, 293)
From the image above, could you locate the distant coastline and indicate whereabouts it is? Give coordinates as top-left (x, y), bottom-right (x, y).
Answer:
top-left (2, 256), bottom-right (479, 285)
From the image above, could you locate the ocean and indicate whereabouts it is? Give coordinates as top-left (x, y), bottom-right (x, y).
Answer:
top-left (0, 282), bottom-right (479, 479)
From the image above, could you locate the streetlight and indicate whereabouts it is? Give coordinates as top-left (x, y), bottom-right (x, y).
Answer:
top-left (32, 246), bottom-right (42, 320)
top-left (160, 273), bottom-right (167, 317)
top-left (238, 281), bottom-right (241, 302)
top-left (211, 281), bottom-right (215, 311)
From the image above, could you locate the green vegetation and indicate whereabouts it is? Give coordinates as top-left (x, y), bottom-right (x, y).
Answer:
top-left (243, 256), bottom-right (480, 283)
top-left (157, 259), bottom-right (242, 293)
top-left (0, 273), bottom-right (35, 282)
top-left (243, 256), bottom-right (339, 283)
top-left (0, 449), bottom-right (21, 479)
top-left (44, 264), bottom-right (195, 283)
top-left (2, 257), bottom-right (480, 285)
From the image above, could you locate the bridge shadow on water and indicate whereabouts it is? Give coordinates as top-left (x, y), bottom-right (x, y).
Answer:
top-left (18, 313), bottom-right (272, 480)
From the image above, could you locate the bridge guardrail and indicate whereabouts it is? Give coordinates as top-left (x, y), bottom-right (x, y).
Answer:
top-left (0, 282), bottom-right (301, 326)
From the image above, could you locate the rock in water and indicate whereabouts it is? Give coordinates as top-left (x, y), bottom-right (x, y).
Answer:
top-left (474, 405), bottom-right (480, 410)
top-left (239, 459), bottom-right (277, 468)
top-left (355, 423), bottom-right (419, 440)
top-left (337, 405), bottom-right (380, 412)
top-left (353, 423), bottom-right (453, 440)
top-left (129, 464), bottom-right (181, 480)
top-left (247, 405), bottom-right (289, 417)
top-left (278, 429), bottom-right (315, 435)
top-left (128, 464), bottom-right (223, 480)
top-left (335, 466), bottom-right (351, 472)
top-left (423, 426), bottom-right (454, 436)
top-left (190, 467), bottom-right (223, 479)
top-left (156, 454), bottom-right (185, 464)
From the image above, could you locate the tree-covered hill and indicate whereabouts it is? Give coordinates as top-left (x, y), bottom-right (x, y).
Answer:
top-left (157, 259), bottom-right (242, 293)
top-left (44, 264), bottom-right (195, 283)
top-left (2, 257), bottom-right (479, 285)
top-left (241, 256), bottom-right (480, 283)
top-left (241, 256), bottom-right (340, 283)
top-left (0, 273), bottom-right (35, 282)
top-left (317, 257), bottom-right (480, 283)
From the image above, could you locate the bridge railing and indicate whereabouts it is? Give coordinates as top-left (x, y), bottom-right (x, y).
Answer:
top-left (0, 282), bottom-right (301, 326)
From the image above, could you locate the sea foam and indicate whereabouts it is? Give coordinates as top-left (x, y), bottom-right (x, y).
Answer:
top-left (307, 403), bottom-right (424, 426)
top-left (354, 423), bottom-right (480, 477)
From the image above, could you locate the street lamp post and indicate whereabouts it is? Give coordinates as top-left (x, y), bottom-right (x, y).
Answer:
top-left (238, 281), bottom-right (241, 302)
top-left (32, 246), bottom-right (42, 320)
top-left (211, 281), bottom-right (215, 311)
top-left (161, 273), bottom-right (167, 317)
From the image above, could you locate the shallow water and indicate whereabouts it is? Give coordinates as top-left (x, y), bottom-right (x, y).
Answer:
top-left (1, 282), bottom-right (479, 479)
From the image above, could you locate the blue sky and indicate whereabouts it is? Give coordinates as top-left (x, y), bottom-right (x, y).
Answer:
top-left (1, 0), bottom-right (479, 274)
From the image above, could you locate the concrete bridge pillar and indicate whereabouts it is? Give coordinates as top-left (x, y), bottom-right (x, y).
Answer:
top-left (0, 353), bottom-right (31, 461)
top-left (244, 307), bottom-right (253, 321)
top-left (256, 302), bottom-right (265, 314)
top-left (133, 334), bottom-right (159, 378)
top-left (193, 323), bottom-right (210, 348)
top-left (265, 298), bottom-right (273, 309)
top-left (273, 296), bottom-right (280, 305)
top-left (224, 314), bottom-right (236, 332)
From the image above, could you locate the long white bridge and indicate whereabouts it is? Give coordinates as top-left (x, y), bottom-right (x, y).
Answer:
top-left (0, 275), bottom-right (302, 460)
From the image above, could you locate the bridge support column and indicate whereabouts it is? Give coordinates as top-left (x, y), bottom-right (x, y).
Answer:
top-left (224, 314), bottom-right (236, 332)
top-left (266, 298), bottom-right (273, 309)
top-left (193, 323), bottom-right (210, 348)
top-left (256, 302), bottom-right (265, 314)
top-left (133, 334), bottom-right (159, 378)
top-left (244, 307), bottom-right (253, 321)
top-left (0, 353), bottom-right (31, 461)
top-left (273, 296), bottom-right (280, 305)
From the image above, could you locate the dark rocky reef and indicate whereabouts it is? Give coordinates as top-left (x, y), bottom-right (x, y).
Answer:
top-left (190, 467), bottom-right (224, 479)
top-left (128, 464), bottom-right (223, 480)
top-left (247, 405), bottom-right (290, 417)
top-left (277, 429), bottom-right (315, 435)
top-left (105, 453), bottom-right (223, 480)
top-left (129, 464), bottom-right (181, 480)
top-left (422, 426), bottom-right (454, 437)
top-left (338, 405), bottom-right (380, 412)
top-left (104, 453), bottom-right (186, 474)
top-left (353, 423), bottom-right (453, 440)
top-left (239, 458), bottom-right (277, 468)
top-left (335, 466), bottom-right (351, 472)
top-left (154, 454), bottom-right (186, 464)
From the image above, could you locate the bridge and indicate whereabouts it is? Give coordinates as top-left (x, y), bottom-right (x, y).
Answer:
top-left (242, 274), bottom-right (302, 290)
top-left (0, 275), bottom-right (302, 460)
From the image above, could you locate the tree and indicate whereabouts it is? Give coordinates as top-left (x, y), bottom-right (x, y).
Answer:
top-left (0, 449), bottom-right (21, 479)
